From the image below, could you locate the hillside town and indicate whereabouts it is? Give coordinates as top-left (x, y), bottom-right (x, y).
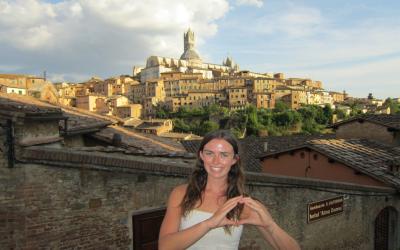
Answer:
top-left (1, 30), bottom-right (396, 136)
top-left (0, 29), bottom-right (400, 250)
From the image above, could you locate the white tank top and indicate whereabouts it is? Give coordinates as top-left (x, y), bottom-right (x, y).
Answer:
top-left (179, 209), bottom-right (243, 250)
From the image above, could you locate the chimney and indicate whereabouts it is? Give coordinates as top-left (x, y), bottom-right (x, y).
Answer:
top-left (387, 158), bottom-right (400, 175)
top-left (112, 133), bottom-right (122, 147)
top-left (263, 142), bottom-right (268, 152)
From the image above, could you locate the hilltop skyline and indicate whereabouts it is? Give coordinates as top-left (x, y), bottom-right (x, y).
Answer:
top-left (1, 0), bottom-right (399, 99)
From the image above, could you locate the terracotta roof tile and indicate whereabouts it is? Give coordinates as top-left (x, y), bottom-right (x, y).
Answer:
top-left (20, 146), bottom-right (196, 177)
top-left (0, 93), bottom-right (62, 117)
top-left (91, 126), bottom-right (186, 154)
top-left (60, 107), bottom-right (113, 134)
top-left (272, 138), bottom-right (400, 189)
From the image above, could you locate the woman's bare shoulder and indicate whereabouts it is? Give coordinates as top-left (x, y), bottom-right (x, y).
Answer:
top-left (168, 184), bottom-right (188, 206)
top-left (174, 183), bottom-right (188, 193)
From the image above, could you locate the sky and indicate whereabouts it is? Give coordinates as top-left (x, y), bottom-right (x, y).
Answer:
top-left (1, 0), bottom-right (399, 99)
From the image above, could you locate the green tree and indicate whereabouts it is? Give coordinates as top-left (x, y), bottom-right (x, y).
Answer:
top-left (298, 105), bottom-right (318, 121)
top-left (197, 120), bottom-right (219, 135)
top-left (173, 118), bottom-right (191, 132)
top-left (274, 100), bottom-right (289, 112)
top-left (154, 104), bottom-right (169, 119)
top-left (257, 108), bottom-right (273, 127)
top-left (334, 108), bottom-right (347, 120)
top-left (224, 111), bottom-right (247, 136)
top-left (322, 104), bottom-right (333, 125)
top-left (272, 110), bottom-right (301, 128)
top-left (301, 118), bottom-right (323, 134)
top-left (384, 98), bottom-right (400, 114)
top-left (246, 105), bottom-right (260, 136)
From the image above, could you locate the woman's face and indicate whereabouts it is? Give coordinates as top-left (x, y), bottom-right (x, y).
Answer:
top-left (199, 138), bottom-right (238, 180)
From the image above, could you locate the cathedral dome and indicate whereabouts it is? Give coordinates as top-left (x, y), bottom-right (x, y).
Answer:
top-left (180, 49), bottom-right (201, 61)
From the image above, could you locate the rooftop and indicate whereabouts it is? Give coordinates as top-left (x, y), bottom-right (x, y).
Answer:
top-left (330, 114), bottom-right (400, 130)
top-left (260, 138), bottom-right (400, 189)
top-left (0, 93), bottom-right (62, 118)
top-left (91, 125), bottom-right (186, 154)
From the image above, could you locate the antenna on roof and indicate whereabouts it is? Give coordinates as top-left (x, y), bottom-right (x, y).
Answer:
top-left (43, 70), bottom-right (47, 81)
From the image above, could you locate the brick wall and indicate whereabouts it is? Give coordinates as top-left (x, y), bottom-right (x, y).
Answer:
top-left (0, 163), bottom-right (185, 249)
top-left (239, 179), bottom-right (398, 250)
top-left (1, 146), bottom-right (399, 249)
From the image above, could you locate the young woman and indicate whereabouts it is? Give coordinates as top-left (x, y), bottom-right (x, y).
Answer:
top-left (159, 130), bottom-right (300, 250)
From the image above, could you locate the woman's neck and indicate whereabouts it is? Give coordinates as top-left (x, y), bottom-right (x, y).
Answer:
top-left (205, 177), bottom-right (228, 195)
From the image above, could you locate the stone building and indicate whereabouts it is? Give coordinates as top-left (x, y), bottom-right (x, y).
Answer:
top-left (93, 79), bottom-right (113, 97)
top-left (330, 114), bottom-right (400, 146)
top-left (281, 89), bottom-right (306, 109)
top-left (329, 91), bottom-right (346, 103)
top-left (0, 74), bottom-right (27, 95)
top-left (252, 92), bottom-right (275, 109)
top-left (163, 91), bottom-right (217, 112)
top-left (226, 86), bottom-right (247, 110)
top-left (0, 74), bottom-right (58, 103)
top-left (115, 104), bottom-right (142, 119)
top-left (55, 82), bottom-right (77, 107)
top-left (0, 74), bottom-right (46, 91)
top-left (76, 94), bottom-right (106, 112)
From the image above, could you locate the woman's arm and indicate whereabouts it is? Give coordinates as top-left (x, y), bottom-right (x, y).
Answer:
top-left (239, 197), bottom-right (300, 250)
top-left (158, 185), bottom-right (242, 250)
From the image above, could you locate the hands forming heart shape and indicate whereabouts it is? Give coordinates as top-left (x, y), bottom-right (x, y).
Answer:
top-left (205, 195), bottom-right (275, 230)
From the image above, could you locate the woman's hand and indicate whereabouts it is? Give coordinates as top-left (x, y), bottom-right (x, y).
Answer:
top-left (204, 195), bottom-right (243, 229)
top-left (238, 197), bottom-right (301, 250)
top-left (237, 197), bottom-right (276, 229)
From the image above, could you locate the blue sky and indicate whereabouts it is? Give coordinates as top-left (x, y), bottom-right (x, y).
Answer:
top-left (1, 0), bottom-right (399, 99)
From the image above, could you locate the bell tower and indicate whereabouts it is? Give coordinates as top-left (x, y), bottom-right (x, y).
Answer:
top-left (184, 28), bottom-right (195, 51)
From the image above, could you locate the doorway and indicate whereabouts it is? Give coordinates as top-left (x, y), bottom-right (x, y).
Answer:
top-left (374, 206), bottom-right (398, 250)
top-left (132, 208), bottom-right (166, 250)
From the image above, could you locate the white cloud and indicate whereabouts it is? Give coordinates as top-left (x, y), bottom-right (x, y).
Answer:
top-left (236, 0), bottom-right (263, 8)
top-left (253, 5), bottom-right (322, 37)
top-left (0, 0), bottom-right (229, 80)
top-left (298, 57), bottom-right (400, 99)
top-left (0, 0), bottom-right (58, 49)
top-left (234, 2), bottom-right (400, 98)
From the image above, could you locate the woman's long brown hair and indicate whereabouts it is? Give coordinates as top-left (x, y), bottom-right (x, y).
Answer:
top-left (180, 130), bottom-right (246, 234)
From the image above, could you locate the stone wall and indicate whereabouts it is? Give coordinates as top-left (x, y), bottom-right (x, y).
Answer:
top-left (1, 158), bottom-right (398, 249)
top-left (0, 120), bottom-right (11, 168)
